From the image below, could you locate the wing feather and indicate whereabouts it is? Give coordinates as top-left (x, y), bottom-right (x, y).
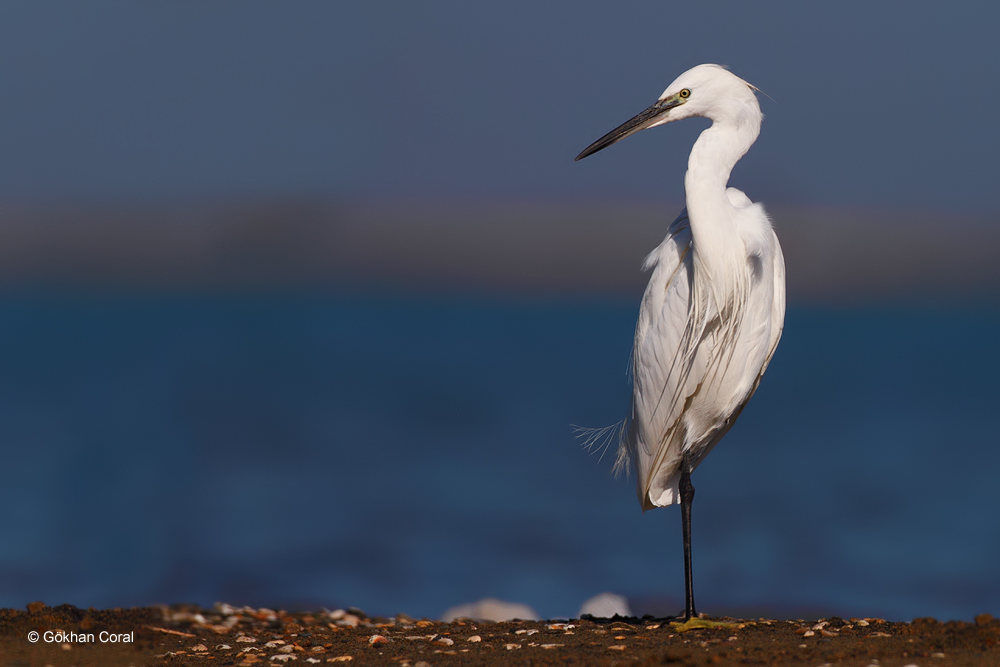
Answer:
top-left (619, 211), bottom-right (702, 507)
top-left (621, 203), bottom-right (784, 510)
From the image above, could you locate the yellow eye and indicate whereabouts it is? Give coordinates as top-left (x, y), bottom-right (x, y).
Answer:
top-left (679, 88), bottom-right (691, 99)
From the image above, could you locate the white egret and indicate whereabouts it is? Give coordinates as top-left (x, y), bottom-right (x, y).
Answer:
top-left (575, 64), bottom-right (785, 619)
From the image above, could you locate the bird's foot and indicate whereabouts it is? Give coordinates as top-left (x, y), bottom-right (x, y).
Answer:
top-left (669, 617), bottom-right (744, 632)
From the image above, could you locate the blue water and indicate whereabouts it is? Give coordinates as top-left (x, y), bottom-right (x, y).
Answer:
top-left (0, 291), bottom-right (997, 622)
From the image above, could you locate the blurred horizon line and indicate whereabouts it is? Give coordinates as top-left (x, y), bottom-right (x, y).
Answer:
top-left (0, 199), bottom-right (996, 303)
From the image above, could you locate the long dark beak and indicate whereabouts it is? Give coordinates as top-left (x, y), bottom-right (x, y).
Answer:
top-left (575, 94), bottom-right (685, 161)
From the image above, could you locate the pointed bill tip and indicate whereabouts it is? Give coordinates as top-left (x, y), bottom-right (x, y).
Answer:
top-left (574, 94), bottom-right (684, 162)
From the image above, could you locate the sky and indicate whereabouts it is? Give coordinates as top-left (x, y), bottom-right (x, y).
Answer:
top-left (0, 2), bottom-right (998, 212)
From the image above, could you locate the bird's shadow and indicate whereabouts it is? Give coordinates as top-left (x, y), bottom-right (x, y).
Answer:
top-left (576, 613), bottom-right (686, 625)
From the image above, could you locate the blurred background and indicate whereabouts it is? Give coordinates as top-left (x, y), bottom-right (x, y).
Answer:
top-left (0, 1), bottom-right (998, 622)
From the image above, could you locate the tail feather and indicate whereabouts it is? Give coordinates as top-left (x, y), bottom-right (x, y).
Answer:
top-left (572, 421), bottom-right (630, 477)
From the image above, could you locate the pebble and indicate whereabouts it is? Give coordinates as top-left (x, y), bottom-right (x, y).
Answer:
top-left (504, 643), bottom-right (520, 650)
top-left (932, 653), bottom-right (946, 658)
top-left (214, 602), bottom-right (237, 615)
top-left (327, 657), bottom-right (352, 663)
top-left (540, 644), bottom-right (564, 649)
top-left (802, 630), bottom-right (815, 637)
top-left (467, 635), bottom-right (482, 643)
top-left (368, 635), bottom-right (389, 645)
top-left (608, 645), bottom-right (626, 651)
top-left (856, 619), bottom-right (869, 626)
top-left (237, 635), bottom-right (258, 643)
top-left (278, 646), bottom-right (295, 654)
top-left (265, 641), bottom-right (286, 648)
top-left (169, 611), bottom-right (208, 625)
top-left (217, 645), bottom-right (232, 650)
top-left (514, 629), bottom-right (538, 635)
top-left (192, 644), bottom-right (208, 652)
top-left (547, 623), bottom-right (575, 630)
top-left (433, 636), bottom-right (454, 646)
top-left (269, 657), bottom-right (296, 663)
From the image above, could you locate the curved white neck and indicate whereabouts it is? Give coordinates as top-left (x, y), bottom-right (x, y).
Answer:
top-left (683, 117), bottom-right (760, 302)
top-left (684, 118), bottom-right (758, 221)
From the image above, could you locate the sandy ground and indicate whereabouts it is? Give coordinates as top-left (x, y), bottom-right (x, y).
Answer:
top-left (2, 603), bottom-right (998, 667)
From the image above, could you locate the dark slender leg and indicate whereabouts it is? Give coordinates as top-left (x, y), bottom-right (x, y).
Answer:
top-left (679, 466), bottom-right (697, 620)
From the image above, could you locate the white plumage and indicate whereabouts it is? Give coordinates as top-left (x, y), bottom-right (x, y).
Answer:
top-left (576, 64), bottom-right (785, 617)
top-left (627, 187), bottom-right (783, 509)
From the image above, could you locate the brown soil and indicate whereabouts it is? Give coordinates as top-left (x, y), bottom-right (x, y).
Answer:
top-left (2, 603), bottom-right (998, 667)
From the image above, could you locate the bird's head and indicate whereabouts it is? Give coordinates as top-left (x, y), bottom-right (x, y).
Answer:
top-left (575, 64), bottom-right (761, 161)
